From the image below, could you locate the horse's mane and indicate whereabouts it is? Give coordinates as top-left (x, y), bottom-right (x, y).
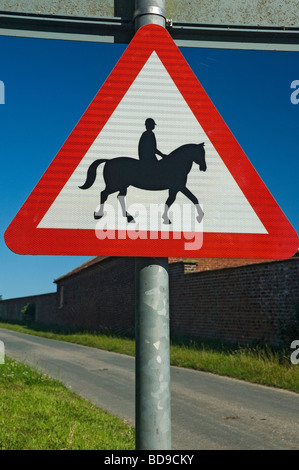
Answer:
top-left (166, 143), bottom-right (199, 160)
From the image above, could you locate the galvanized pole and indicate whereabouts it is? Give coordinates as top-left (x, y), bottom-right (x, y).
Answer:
top-left (135, 257), bottom-right (171, 450)
top-left (134, 0), bottom-right (171, 451)
top-left (134, 0), bottom-right (166, 30)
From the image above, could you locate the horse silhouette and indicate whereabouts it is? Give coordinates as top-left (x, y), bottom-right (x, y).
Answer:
top-left (79, 142), bottom-right (206, 225)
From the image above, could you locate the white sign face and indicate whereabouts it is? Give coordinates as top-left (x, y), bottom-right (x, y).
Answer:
top-left (38, 51), bottom-right (266, 236)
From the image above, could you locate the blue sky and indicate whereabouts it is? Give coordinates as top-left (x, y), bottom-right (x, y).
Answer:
top-left (0, 35), bottom-right (298, 299)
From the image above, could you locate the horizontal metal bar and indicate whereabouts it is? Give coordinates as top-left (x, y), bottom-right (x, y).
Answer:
top-left (0, 10), bottom-right (126, 25)
top-left (1, 10), bottom-right (299, 46)
top-left (171, 20), bottom-right (299, 34)
top-left (169, 21), bottom-right (299, 51)
top-left (2, 10), bottom-right (299, 33)
top-left (0, 10), bottom-right (134, 43)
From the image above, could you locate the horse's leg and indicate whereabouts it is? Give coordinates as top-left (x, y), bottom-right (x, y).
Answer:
top-left (181, 187), bottom-right (204, 222)
top-left (94, 188), bottom-right (109, 219)
top-left (118, 189), bottom-right (135, 223)
top-left (162, 189), bottom-right (178, 224)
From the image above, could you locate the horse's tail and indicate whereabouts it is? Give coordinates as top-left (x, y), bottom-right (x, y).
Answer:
top-left (79, 159), bottom-right (108, 189)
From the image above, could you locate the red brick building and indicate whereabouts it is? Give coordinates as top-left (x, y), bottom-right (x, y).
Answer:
top-left (0, 254), bottom-right (298, 347)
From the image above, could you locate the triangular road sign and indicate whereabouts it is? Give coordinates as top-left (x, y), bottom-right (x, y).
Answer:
top-left (5, 24), bottom-right (298, 259)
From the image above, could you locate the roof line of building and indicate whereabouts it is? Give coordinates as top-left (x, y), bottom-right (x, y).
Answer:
top-left (54, 256), bottom-right (109, 282)
top-left (54, 251), bottom-right (298, 283)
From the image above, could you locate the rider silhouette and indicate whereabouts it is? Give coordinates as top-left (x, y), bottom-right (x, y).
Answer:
top-left (138, 118), bottom-right (166, 165)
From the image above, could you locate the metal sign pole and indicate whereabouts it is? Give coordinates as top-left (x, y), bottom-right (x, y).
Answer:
top-left (135, 257), bottom-right (171, 450)
top-left (134, 0), bottom-right (171, 451)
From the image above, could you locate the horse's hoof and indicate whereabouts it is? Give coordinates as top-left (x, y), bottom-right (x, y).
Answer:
top-left (94, 212), bottom-right (103, 220)
top-left (127, 215), bottom-right (135, 223)
top-left (162, 217), bottom-right (172, 225)
top-left (196, 213), bottom-right (204, 223)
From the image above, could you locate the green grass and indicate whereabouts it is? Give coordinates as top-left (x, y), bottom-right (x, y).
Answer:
top-left (0, 357), bottom-right (135, 450)
top-left (170, 342), bottom-right (299, 392)
top-left (0, 322), bottom-right (298, 393)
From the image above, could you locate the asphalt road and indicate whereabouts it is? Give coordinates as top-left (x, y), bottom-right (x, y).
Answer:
top-left (1, 328), bottom-right (298, 450)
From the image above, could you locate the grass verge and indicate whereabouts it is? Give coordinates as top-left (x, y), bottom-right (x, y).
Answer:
top-left (0, 356), bottom-right (135, 450)
top-left (0, 322), bottom-right (298, 393)
top-left (170, 341), bottom-right (299, 392)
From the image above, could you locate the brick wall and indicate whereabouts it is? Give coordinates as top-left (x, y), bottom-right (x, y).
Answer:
top-left (169, 257), bottom-right (274, 272)
top-left (52, 257), bottom-right (136, 334)
top-left (0, 292), bottom-right (57, 323)
top-left (169, 258), bottom-right (299, 346)
top-left (0, 256), bottom-right (298, 347)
